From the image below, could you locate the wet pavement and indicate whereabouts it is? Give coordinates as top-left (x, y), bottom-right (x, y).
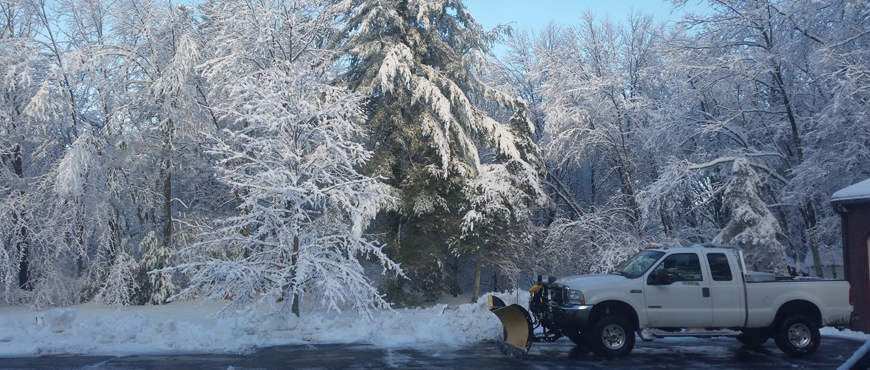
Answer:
top-left (0, 335), bottom-right (863, 369)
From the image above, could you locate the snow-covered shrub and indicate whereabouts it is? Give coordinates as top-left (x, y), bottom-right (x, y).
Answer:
top-left (135, 232), bottom-right (176, 305)
top-left (94, 250), bottom-right (139, 306)
top-left (40, 308), bottom-right (77, 333)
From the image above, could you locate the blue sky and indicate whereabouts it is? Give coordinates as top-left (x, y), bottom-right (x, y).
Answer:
top-left (464, 0), bottom-right (707, 31)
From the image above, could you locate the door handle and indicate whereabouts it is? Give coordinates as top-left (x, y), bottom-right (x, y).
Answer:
top-left (702, 287), bottom-right (710, 297)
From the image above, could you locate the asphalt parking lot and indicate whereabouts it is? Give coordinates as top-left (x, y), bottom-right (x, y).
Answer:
top-left (0, 335), bottom-right (864, 370)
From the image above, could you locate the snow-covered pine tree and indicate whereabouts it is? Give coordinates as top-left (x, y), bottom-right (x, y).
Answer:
top-left (712, 158), bottom-right (788, 275)
top-left (337, 0), bottom-right (544, 303)
top-left (135, 231), bottom-right (175, 305)
top-left (168, 0), bottom-right (402, 318)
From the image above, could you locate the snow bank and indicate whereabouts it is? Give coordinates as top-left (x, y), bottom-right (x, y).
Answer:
top-left (838, 338), bottom-right (870, 370)
top-left (0, 292), bottom-right (527, 357)
top-left (821, 327), bottom-right (870, 342)
top-left (2, 292), bottom-right (862, 363)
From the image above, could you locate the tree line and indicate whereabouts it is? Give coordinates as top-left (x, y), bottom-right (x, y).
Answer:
top-left (1, 0), bottom-right (867, 314)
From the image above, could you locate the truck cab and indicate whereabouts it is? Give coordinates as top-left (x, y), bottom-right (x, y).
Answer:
top-left (643, 246), bottom-right (745, 328)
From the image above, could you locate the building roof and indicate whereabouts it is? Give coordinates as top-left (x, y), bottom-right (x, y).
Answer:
top-left (832, 177), bottom-right (870, 204)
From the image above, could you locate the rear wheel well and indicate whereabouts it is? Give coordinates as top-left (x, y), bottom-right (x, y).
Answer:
top-left (589, 301), bottom-right (639, 331)
top-left (774, 300), bottom-right (821, 327)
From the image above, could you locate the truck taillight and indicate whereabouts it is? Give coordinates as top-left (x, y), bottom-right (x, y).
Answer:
top-left (850, 288), bottom-right (854, 305)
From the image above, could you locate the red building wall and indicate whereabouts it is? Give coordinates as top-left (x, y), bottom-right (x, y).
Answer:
top-left (837, 202), bottom-right (870, 333)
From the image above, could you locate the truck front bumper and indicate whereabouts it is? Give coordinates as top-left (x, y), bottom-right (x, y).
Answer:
top-left (553, 304), bottom-right (594, 329)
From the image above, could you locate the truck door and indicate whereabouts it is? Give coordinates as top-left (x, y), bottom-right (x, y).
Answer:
top-left (705, 252), bottom-right (745, 327)
top-left (644, 252), bottom-right (713, 328)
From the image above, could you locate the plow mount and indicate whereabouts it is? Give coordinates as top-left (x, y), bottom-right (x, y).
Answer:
top-left (488, 281), bottom-right (564, 360)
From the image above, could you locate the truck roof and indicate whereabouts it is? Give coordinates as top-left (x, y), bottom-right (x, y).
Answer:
top-left (643, 243), bottom-right (742, 252)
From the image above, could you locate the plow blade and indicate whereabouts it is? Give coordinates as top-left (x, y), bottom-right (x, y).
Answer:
top-left (488, 296), bottom-right (534, 360)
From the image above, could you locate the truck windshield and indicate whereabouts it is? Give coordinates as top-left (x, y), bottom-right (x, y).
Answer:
top-left (614, 250), bottom-right (666, 279)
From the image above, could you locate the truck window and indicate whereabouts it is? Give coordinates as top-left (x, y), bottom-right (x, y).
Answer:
top-left (706, 253), bottom-right (732, 281)
top-left (652, 253), bottom-right (703, 283)
top-left (614, 250), bottom-right (665, 279)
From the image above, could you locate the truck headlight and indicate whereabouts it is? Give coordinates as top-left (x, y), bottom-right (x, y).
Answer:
top-left (567, 289), bottom-right (585, 305)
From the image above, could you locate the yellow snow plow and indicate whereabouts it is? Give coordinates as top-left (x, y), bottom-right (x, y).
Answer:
top-left (488, 278), bottom-right (564, 360)
top-left (488, 295), bottom-right (534, 359)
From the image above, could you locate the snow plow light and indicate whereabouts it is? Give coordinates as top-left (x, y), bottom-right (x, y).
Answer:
top-left (536, 275), bottom-right (558, 284)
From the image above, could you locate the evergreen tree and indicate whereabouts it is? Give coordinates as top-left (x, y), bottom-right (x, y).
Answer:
top-left (135, 232), bottom-right (175, 305)
top-left (713, 158), bottom-right (788, 275)
top-left (337, 0), bottom-right (544, 303)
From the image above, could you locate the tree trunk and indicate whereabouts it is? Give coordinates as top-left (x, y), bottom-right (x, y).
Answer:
top-left (108, 213), bottom-right (119, 264)
top-left (452, 257), bottom-right (459, 297)
top-left (161, 118), bottom-right (174, 250)
top-left (292, 234), bottom-right (300, 317)
top-left (804, 202), bottom-right (824, 277)
top-left (471, 250), bottom-right (482, 303)
top-left (17, 221), bottom-right (29, 290)
top-left (161, 171), bottom-right (172, 250)
top-left (492, 270), bottom-right (498, 292)
top-left (772, 68), bottom-right (822, 277)
top-left (590, 164), bottom-right (596, 209)
top-left (11, 144), bottom-right (30, 290)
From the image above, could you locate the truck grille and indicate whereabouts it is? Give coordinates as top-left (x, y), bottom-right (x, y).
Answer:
top-left (548, 284), bottom-right (567, 306)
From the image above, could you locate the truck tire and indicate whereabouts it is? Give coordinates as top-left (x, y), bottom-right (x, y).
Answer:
top-left (773, 314), bottom-right (820, 357)
top-left (736, 328), bottom-right (769, 348)
top-left (590, 315), bottom-right (635, 358)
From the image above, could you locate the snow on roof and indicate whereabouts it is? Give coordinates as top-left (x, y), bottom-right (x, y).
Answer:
top-left (832, 177), bottom-right (870, 203)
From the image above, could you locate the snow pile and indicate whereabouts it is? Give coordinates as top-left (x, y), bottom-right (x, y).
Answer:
top-left (2, 290), bottom-right (864, 363)
top-left (0, 292), bottom-right (526, 357)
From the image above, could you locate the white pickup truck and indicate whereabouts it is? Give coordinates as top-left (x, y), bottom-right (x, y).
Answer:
top-left (489, 244), bottom-right (855, 359)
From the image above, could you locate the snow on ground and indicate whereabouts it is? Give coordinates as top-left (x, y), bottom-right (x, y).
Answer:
top-left (0, 291), bottom-right (526, 358)
top-left (1, 290), bottom-right (868, 365)
top-left (839, 338), bottom-right (870, 370)
top-left (824, 327), bottom-right (870, 370)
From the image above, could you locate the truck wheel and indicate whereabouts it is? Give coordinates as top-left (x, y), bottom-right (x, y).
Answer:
top-left (736, 328), bottom-right (769, 348)
top-left (773, 314), bottom-right (820, 357)
top-left (590, 315), bottom-right (635, 358)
